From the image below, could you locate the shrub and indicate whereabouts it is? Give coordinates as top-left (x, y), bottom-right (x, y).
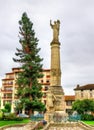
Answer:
top-left (13, 117), bottom-right (23, 121)
top-left (1, 108), bottom-right (8, 113)
top-left (4, 103), bottom-right (11, 112)
top-left (0, 110), bottom-right (3, 120)
top-left (81, 114), bottom-right (94, 121)
top-left (4, 114), bottom-right (15, 120)
top-left (3, 113), bottom-right (23, 121)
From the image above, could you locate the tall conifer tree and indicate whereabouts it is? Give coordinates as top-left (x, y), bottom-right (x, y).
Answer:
top-left (13, 12), bottom-right (45, 114)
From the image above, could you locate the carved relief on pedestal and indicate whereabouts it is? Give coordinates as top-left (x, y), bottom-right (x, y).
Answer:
top-left (54, 96), bottom-right (64, 111)
top-left (46, 89), bottom-right (56, 112)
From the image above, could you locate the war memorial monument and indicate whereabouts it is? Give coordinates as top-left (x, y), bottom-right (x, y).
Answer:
top-left (45, 20), bottom-right (65, 122)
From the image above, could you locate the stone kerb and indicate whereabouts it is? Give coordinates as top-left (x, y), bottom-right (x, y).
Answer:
top-left (0, 124), bottom-right (25, 130)
top-left (0, 122), bottom-right (37, 130)
top-left (43, 122), bottom-right (94, 130)
top-left (78, 121), bottom-right (94, 130)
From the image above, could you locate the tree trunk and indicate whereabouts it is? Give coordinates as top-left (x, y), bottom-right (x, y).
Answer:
top-left (29, 109), bottom-right (33, 117)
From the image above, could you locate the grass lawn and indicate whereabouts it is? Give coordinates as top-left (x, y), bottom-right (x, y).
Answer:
top-left (82, 121), bottom-right (94, 126)
top-left (0, 119), bottom-right (31, 127)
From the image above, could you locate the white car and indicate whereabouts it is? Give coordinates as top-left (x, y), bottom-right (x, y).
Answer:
top-left (17, 113), bottom-right (29, 118)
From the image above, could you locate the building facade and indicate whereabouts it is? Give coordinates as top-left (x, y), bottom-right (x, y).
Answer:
top-left (38, 69), bottom-right (50, 105)
top-left (0, 68), bottom-right (21, 112)
top-left (0, 68), bottom-right (50, 113)
top-left (74, 84), bottom-right (94, 100)
top-left (64, 95), bottom-right (75, 115)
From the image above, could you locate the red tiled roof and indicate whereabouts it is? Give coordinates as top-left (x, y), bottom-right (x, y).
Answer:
top-left (42, 69), bottom-right (50, 72)
top-left (74, 84), bottom-right (94, 90)
top-left (12, 67), bottom-right (50, 72)
top-left (6, 72), bottom-right (14, 75)
top-left (64, 95), bottom-right (75, 101)
top-left (12, 67), bottom-right (21, 70)
top-left (2, 78), bottom-right (14, 81)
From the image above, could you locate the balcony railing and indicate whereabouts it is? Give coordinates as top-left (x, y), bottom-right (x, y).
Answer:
top-left (1, 90), bottom-right (12, 93)
top-left (3, 82), bottom-right (13, 86)
top-left (2, 97), bottom-right (12, 100)
top-left (43, 96), bottom-right (46, 98)
top-left (14, 96), bottom-right (18, 99)
top-left (41, 82), bottom-right (50, 85)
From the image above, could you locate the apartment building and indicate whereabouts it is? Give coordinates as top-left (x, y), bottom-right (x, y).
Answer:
top-left (0, 68), bottom-right (50, 113)
top-left (1, 68), bottom-right (21, 112)
top-left (74, 84), bottom-right (94, 100)
top-left (38, 69), bottom-right (50, 105)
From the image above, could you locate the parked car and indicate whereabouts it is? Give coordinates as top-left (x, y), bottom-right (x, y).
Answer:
top-left (17, 113), bottom-right (29, 118)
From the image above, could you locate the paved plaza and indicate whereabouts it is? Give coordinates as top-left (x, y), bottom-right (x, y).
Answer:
top-left (4, 122), bottom-right (35, 130)
top-left (4, 126), bottom-right (86, 130)
top-left (5, 127), bottom-right (23, 130)
top-left (3, 121), bottom-right (93, 130)
top-left (48, 126), bottom-right (85, 130)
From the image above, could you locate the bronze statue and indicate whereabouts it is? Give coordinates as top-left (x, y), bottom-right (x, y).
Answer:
top-left (50, 20), bottom-right (60, 42)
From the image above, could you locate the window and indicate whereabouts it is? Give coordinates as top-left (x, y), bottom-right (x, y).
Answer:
top-left (41, 80), bottom-right (43, 83)
top-left (44, 86), bottom-right (48, 91)
top-left (43, 93), bottom-right (46, 98)
top-left (44, 100), bottom-right (46, 105)
top-left (6, 88), bottom-right (12, 90)
top-left (81, 90), bottom-right (83, 97)
top-left (90, 92), bottom-right (92, 97)
top-left (3, 101), bottom-right (6, 106)
top-left (46, 75), bottom-right (50, 78)
top-left (46, 80), bottom-right (49, 83)
top-left (81, 92), bottom-right (83, 97)
top-left (9, 75), bottom-right (14, 79)
top-left (7, 101), bottom-right (12, 104)
top-left (66, 101), bottom-right (72, 106)
top-left (66, 109), bottom-right (72, 115)
top-left (90, 90), bottom-right (92, 97)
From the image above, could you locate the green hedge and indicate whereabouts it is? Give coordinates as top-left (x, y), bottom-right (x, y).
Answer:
top-left (81, 114), bottom-right (94, 121)
top-left (2, 113), bottom-right (23, 121)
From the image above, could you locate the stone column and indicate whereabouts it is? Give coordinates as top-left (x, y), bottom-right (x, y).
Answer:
top-left (50, 42), bottom-right (61, 86)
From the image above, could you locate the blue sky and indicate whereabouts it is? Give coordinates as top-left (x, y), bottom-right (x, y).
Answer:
top-left (0, 0), bottom-right (94, 95)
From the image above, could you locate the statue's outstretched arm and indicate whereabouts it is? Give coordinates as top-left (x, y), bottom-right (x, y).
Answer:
top-left (50, 20), bottom-right (51, 24)
top-left (50, 20), bottom-right (53, 27)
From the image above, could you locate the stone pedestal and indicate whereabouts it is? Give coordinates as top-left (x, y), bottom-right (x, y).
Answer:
top-left (45, 86), bottom-right (65, 122)
top-left (50, 86), bottom-right (64, 111)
